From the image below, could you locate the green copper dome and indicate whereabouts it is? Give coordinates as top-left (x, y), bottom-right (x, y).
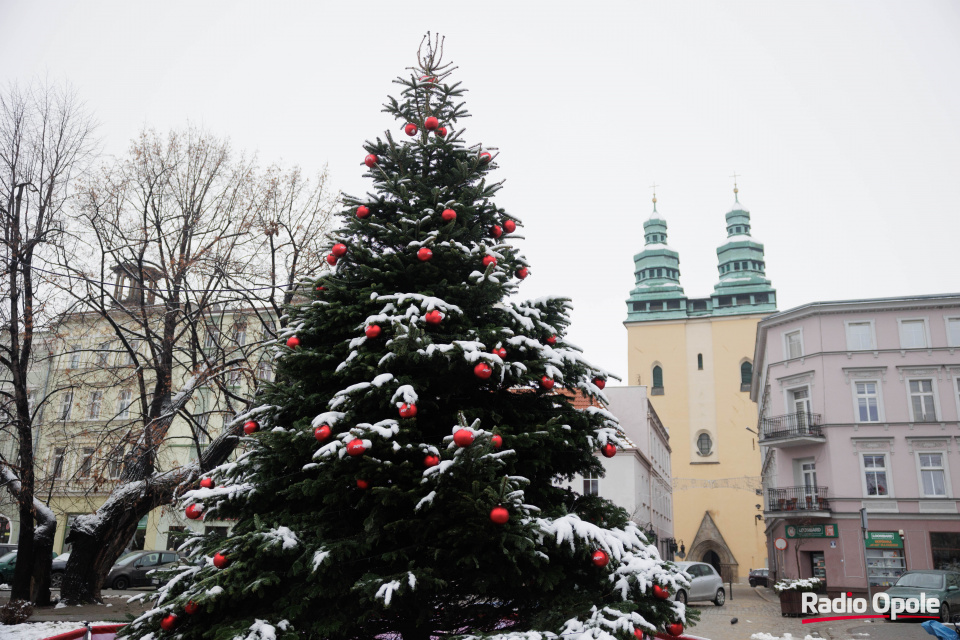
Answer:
top-left (711, 191), bottom-right (776, 315)
top-left (625, 199), bottom-right (688, 321)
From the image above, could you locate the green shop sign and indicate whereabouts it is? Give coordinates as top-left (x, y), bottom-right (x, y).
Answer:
top-left (785, 523), bottom-right (838, 539)
top-left (865, 531), bottom-right (903, 549)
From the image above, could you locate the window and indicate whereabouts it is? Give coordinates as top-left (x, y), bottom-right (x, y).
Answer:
top-left (227, 368), bottom-right (243, 388)
top-left (908, 379), bottom-right (937, 422)
top-left (697, 354), bottom-right (703, 370)
top-left (95, 341), bottom-right (112, 367)
top-left (918, 453), bottom-right (947, 497)
top-left (195, 413), bottom-right (210, 446)
top-left (846, 321), bottom-right (875, 350)
top-left (931, 532), bottom-right (960, 570)
top-left (784, 330), bottom-right (803, 359)
top-left (204, 328), bottom-right (219, 351)
top-left (58, 391), bottom-right (73, 421)
top-left (51, 447), bottom-right (66, 479)
top-left (697, 433), bottom-right (712, 456)
top-left (863, 454), bottom-right (889, 496)
top-left (801, 461), bottom-right (818, 493)
top-left (68, 344), bottom-right (82, 369)
top-left (946, 318), bottom-right (960, 348)
top-left (652, 366), bottom-right (663, 390)
top-left (740, 362), bottom-right (753, 391)
top-left (79, 448), bottom-right (94, 478)
top-left (117, 389), bottom-right (133, 419)
top-left (257, 361), bottom-right (274, 383)
top-left (582, 471), bottom-right (599, 496)
top-left (232, 324), bottom-right (246, 347)
top-left (855, 381), bottom-right (881, 422)
top-left (87, 391), bottom-right (103, 420)
top-left (899, 319), bottom-right (928, 349)
top-left (122, 340), bottom-right (140, 366)
top-left (109, 446), bottom-right (125, 478)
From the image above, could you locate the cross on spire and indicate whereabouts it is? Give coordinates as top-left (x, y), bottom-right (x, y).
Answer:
top-left (650, 182), bottom-right (659, 210)
top-left (730, 171), bottom-right (740, 200)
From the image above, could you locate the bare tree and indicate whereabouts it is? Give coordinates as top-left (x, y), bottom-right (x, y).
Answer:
top-left (0, 81), bottom-right (96, 604)
top-left (52, 127), bottom-right (335, 603)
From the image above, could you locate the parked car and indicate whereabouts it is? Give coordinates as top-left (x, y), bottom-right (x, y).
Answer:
top-left (748, 568), bottom-right (770, 587)
top-left (105, 550), bottom-right (180, 590)
top-left (0, 543), bottom-right (16, 556)
top-left (884, 570), bottom-right (960, 623)
top-left (0, 549), bottom-right (58, 583)
top-left (50, 552), bottom-right (70, 588)
top-left (671, 561), bottom-right (725, 606)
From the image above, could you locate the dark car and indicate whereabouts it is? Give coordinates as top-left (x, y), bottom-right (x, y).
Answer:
top-left (0, 549), bottom-right (57, 584)
top-left (0, 543), bottom-right (16, 556)
top-left (105, 550), bottom-right (180, 590)
top-left (749, 568), bottom-right (770, 587)
top-left (884, 570), bottom-right (960, 623)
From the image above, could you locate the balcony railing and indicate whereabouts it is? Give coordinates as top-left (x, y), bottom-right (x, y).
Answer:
top-left (766, 486), bottom-right (830, 512)
top-left (759, 412), bottom-right (823, 442)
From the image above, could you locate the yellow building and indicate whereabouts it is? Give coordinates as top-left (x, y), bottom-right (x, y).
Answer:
top-left (624, 189), bottom-right (776, 581)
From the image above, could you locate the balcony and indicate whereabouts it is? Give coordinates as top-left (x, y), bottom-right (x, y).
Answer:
top-left (765, 486), bottom-right (831, 517)
top-left (759, 412), bottom-right (825, 447)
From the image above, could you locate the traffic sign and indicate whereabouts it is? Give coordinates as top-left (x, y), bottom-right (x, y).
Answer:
top-left (774, 537), bottom-right (787, 550)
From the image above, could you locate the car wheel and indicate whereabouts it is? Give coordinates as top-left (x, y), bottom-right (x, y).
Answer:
top-left (50, 571), bottom-right (63, 588)
top-left (675, 589), bottom-right (687, 605)
top-left (749, 580), bottom-right (756, 587)
top-left (714, 587), bottom-right (725, 606)
top-left (941, 602), bottom-right (951, 624)
top-left (112, 576), bottom-right (130, 591)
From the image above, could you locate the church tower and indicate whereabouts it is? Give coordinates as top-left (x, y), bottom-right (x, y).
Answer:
top-left (624, 185), bottom-right (776, 581)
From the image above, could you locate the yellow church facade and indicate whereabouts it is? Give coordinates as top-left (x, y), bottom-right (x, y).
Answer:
top-left (624, 190), bottom-right (775, 580)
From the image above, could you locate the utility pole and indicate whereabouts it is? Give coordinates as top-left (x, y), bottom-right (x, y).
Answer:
top-left (860, 508), bottom-right (872, 604)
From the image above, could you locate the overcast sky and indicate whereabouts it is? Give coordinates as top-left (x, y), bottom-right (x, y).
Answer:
top-left (3, 1), bottom-right (959, 383)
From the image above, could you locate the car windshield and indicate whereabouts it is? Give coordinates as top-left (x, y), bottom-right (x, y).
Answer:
top-left (115, 552), bottom-right (142, 567)
top-left (0, 551), bottom-right (16, 563)
top-left (896, 573), bottom-right (944, 589)
top-left (56, 552), bottom-right (70, 562)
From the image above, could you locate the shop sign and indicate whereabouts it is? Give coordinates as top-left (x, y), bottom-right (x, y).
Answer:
top-left (785, 523), bottom-right (838, 539)
top-left (865, 531), bottom-right (903, 549)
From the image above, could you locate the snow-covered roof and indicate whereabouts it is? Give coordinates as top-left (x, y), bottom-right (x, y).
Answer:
top-left (642, 242), bottom-right (675, 251)
top-left (647, 207), bottom-right (664, 221)
top-left (728, 200), bottom-right (749, 213)
top-left (722, 234), bottom-right (757, 243)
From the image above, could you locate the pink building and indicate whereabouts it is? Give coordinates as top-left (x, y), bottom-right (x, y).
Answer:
top-left (751, 294), bottom-right (960, 595)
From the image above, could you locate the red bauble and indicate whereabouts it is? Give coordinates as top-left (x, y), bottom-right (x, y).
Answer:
top-left (184, 600), bottom-right (199, 615)
top-left (364, 154), bottom-right (378, 168)
top-left (243, 420), bottom-right (260, 435)
top-left (516, 267), bottom-right (529, 279)
top-left (199, 477), bottom-right (214, 489)
top-left (491, 434), bottom-right (503, 449)
top-left (633, 630), bottom-right (644, 640)
top-left (160, 614), bottom-right (178, 631)
top-left (286, 336), bottom-right (301, 349)
top-left (326, 253), bottom-right (338, 266)
top-left (491, 225), bottom-right (502, 238)
top-left (540, 376), bottom-right (555, 390)
top-left (346, 439), bottom-right (366, 456)
top-left (546, 335), bottom-right (557, 345)
top-left (213, 552), bottom-right (229, 569)
top-left (653, 585), bottom-right (670, 600)
top-left (424, 310), bottom-right (443, 325)
top-left (437, 126), bottom-right (447, 138)
top-left (399, 403), bottom-right (418, 418)
top-left (666, 623), bottom-right (684, 637)
top-left (591, 550), bottom-right (610, 567)
top-left (490, 505), bottom-right (509, 524)
top-left (404, 123), bottom-right (418, 136)
top-left (601, 443), bottom-right (617, 458)
top-left (314, 424), bottom-right (332, 442)
top-left (356, 205), bottom-right (370, 219)
top-left (424, 454), bottom-right (440, 468)
top-left (185, 504), bottom-right (203, 520)
top-left (419, 75), bottom-right (436, 83)
top-left (482, 255), bottom-right (497, 267)
top-left (417, 247), bottom-right (433, 261)
top-left (473, 362), bottom-right (493, 379)
top-left (356, 479), bottom-right (370, 490)
top-left (331, 243), bottom-right (347, 257)
top-left (496, 347), bottom-right (508, 359)
top-left (424, 116), bottom-right (439, 130)
top-left (441, 208), bottom-right (457, 222)
top-left (365, 325), bottom-right (381, 338)
top-left (503, 219), bottom-right (517, 233)
top-left (594, 377), bottom-right (606, 390)
top-left (316, 285), bottom-right (325, 291)
top-left (479, 151), bottom-right (492, 163)
top-left (453, 429), bottom-right (475, 447)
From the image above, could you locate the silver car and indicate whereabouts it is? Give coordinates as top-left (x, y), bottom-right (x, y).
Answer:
top-left (671, 561), bottom-right (725, 606)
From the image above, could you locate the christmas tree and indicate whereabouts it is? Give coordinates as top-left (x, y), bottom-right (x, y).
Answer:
top-left (121, 36), bottom-right (695, 640)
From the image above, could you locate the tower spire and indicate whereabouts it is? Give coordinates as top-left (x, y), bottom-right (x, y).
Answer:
top-left (730, 171), bottom-right (740, 202)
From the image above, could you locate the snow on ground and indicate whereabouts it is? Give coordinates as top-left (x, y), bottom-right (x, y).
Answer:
top-left (2, 621), bottom-right (114, 640)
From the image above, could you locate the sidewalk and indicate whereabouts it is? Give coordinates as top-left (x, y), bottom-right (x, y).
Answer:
top-left (0, 589), bottom-right (151, 623)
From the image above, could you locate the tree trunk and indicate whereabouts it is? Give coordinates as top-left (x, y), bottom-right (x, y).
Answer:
top-left (28, 519), bottom-right (56, 605)
top-left (10, 501), bottom-right (35, 602)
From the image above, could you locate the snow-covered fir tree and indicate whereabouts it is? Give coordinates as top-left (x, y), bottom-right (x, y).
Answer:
top-left (120, 35), bottom-right (696, 640)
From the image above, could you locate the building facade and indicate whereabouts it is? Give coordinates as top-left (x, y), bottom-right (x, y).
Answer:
top-left (624, 190), bottom-right (776, 580)
top-left (564, 386), bottom-right (674, 560)
top-left (752, 294), bottom-right (960, 594)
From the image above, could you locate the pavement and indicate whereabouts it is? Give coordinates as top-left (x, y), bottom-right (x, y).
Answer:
top-left (678, 583), bottom-right (946, 640)
top-left (1, 584), bottom-right (954, 639)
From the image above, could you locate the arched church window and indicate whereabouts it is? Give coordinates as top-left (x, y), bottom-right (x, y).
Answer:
top-left (740, 361), bottom-right (753, 391)
top-left (697, 354), bottom-right (703, 370)
top-left (697, 433), bottom-right (713, 456)
top-left (652, 366), bottom-right (663, 391)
